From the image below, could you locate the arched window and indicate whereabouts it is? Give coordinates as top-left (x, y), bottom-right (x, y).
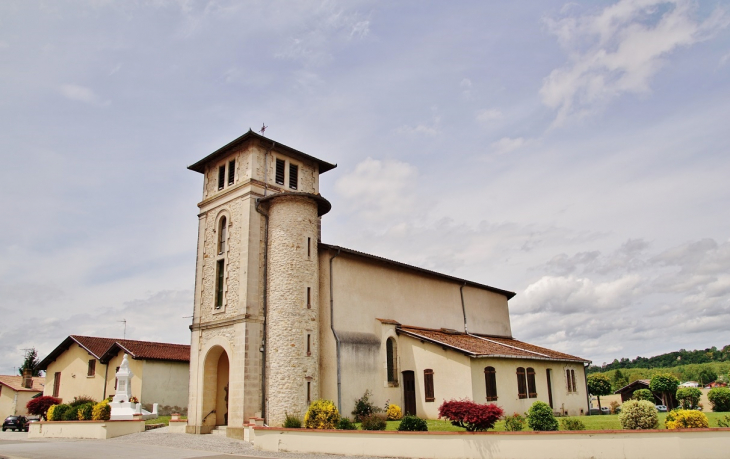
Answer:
top-left (527, 367), bottom-right (537, 398)
top-left (516, 367), bottom-right (527, 399)
top-left (218, 217), bottom-right (227, 254)
top-left (484, 366), bottom-right (498, 401)
top-left (386, 338), bottom-right (398, 384)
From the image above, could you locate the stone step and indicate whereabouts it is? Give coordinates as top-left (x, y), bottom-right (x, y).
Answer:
top-left (211, 426), bottom-right (227, 436)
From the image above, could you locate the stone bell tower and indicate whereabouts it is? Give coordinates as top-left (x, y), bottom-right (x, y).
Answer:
top-left (186, 130), bottom-right (335, 431)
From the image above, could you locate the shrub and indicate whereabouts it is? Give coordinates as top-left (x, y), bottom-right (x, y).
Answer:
top-left (665, 409), bottom-right (709, 429)
top-left (398, 415), bottom-right (428, 431)
top-left (69, 395), bottom-right (97, 407)
top-left (526, 401), bottom-right (558, 431)
top-left (618, 400), bottom-right (658, 430)
top-left (676, 387), bottom-right (702, 410)
top-left (351, 390), bottom-right (379, 422)
top-left (64, 405), bottom-right (82, 421)
top-left (50, 404), bottom-right (70, 421)
top-left (503, 412), bottom-right (525, 432)
top-left (283, 412), bottom-right (302, 428)
top-left (46, 405), bottom-right (58, 422)
top-left (707, 387), bottom-right (730, 412)
top-left (26, 396), bottom-right (61, 420)
top-left (304, 399), bottom-right (339, 429)
top-left (609, 401), bottom-right (620, 414)
top-left (92, 400), bottom-right (111, 421)
top-left (716, 415), bottom-right (730, 428)
top-left (560, 418), bottom-right (586, 431)
top-left (438, 399), bottom-right (504, 432)
top-left (77, 403), bottom-right (94, 421)
top-left (632, 389), bottom-right (654, 402)
top-left (386, 404), bottom-right (403, 420)
top-left (336, 417), bottom-right (357, 430)
top-left (360, 414), bottom-right (387, 431)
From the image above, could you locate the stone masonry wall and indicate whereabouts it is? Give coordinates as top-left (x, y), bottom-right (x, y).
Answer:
top-left (266, 195), bottom-right (320, 426)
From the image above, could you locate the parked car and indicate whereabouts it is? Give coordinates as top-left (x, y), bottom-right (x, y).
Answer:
top-left (600, 407), bottom-right (610, 414)
top-left (655, 405), bottom-right (668, 412)
top-left (2, 415), bottom-right (29, 432)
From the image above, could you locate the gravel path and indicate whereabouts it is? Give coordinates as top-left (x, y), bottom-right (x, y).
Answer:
top-left (110, 428), bottom-right (399, 459)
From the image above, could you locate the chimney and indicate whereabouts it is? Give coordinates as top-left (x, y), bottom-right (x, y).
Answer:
top-left (22, 369), bottom-right (33, 389)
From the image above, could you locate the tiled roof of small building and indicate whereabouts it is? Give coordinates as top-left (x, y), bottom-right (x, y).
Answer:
top-left (397, 325), bottom-right (589, 363)
top-left (0, 375), bottom-right (45, 392)
top-left (36, 335), bottom-right (190, 370)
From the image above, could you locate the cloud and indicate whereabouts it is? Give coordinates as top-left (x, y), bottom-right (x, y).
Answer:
top-left (491, 137), bottom-right (525, 155)
top-left (721, 51), bottom-right (730, 66)
top-left (396, 110), bottom-right (441, 137)
top-left (476, 108), bottom-right (503, 124)
top-left (541, 0), bottom-right (730, 126)
top-left (59, 84), bottom-right (110, 106)
top-left (334, 157), bottom-right (419, 222)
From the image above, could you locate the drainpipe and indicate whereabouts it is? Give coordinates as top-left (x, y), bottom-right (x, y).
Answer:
top-left (103, 363), bottom-right (109, 399)
top-left (329, 248), bottom-right (342, 412)
top-left (459, 282), bottom-right (469, 335)
top-left (255, 199), bottom-right (270, 424)
top-left (584, 362), bottom-right (591, 415)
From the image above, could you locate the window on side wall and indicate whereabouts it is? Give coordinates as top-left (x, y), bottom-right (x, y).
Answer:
top-left (215, 259), bottom-right (224, 309)
top-left (218, 216), bottom-right (227, 254)
top-left (424, 369), bottom-right (435, 402)
top-left (386, 337), bottom-right (398, 385)
top-left (484, 366), bottom-right (498, 401)
top-left (53, 372), bottom-right (61, 397)
top-left (566, 369), bottom-right (577, 393)
top-left (87, 360), bottom-right (96, 377)
top-left (516, 367), bottom-right (527, 399)
top-left (527, 367), bottom-right (537, 398)
top-left (228, 160), bottom-right (235, 185)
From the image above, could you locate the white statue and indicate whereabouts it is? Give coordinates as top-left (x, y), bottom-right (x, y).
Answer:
top-left (113, 354), bottom-right (133, 403)
top-left (110, 354), bottom-right (158, 421)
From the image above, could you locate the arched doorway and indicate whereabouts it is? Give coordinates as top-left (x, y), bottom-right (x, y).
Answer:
top-left (202, 345), bottom-right (230, 427)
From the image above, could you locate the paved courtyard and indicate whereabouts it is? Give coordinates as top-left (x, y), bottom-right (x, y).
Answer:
top-left (0, 428), bottom-right (396, 459)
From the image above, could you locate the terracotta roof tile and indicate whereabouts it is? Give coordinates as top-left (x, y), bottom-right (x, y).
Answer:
top-left (108, 339), bottom-right (190, 362)
top-left (398, 325), bottom-right (589, 363)
top-left (0, 375), bottom-right (45, 392)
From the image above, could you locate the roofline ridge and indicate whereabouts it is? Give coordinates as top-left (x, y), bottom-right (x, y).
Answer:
top-left (470, 334), bottom-right (551, 359)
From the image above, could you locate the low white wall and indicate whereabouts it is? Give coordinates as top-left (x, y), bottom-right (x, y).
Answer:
top-left (168, 420), bottom-right (188, 433)
top-left (28, 420), bottom-right (145, 439)
top-left (253, 427), bottom-right (730, 459)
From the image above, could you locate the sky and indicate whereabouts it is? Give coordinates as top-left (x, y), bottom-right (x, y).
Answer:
top-left (1, 0), bottom-right (729, 375)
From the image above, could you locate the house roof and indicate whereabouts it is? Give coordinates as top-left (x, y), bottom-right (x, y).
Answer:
top-left (614, 379), bottom-right (651, 394)
top-left (320, 243), bottom-right (516, 300)
top-left (187, 130), bottom-right (337, 174)
top-left (0, 375), bottom-right (45, 392)
top-left (396, 324), bottom-right (589, 363)
top-left (36, 335), bottom-right (190, 370)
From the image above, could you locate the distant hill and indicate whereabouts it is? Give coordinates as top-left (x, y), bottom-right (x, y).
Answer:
top-left (587, 345), bottom-right (730, 374)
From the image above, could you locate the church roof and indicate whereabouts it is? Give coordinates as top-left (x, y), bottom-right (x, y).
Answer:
top-left (0, 375), bottom-right (45, 392)
top-left (36, 335), bottom-right (190, 370)
top-left (319, 243), bottom-right (516, 300)
top-left (188, 130), bottom-right (337, 174)
top-left (397, 325), bottom-right (589, 363)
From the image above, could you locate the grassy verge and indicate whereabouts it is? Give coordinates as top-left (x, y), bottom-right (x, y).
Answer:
top-left (145, 416), bottom-right (171, 425)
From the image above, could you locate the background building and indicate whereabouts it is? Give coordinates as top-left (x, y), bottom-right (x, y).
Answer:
top-left (0, 374), bottom-right (44, 420)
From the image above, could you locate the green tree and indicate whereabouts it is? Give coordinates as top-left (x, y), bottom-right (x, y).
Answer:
top-left (698, 368), bottom-right (718, 386)
top-left (632, 388), bottom-right (655, 402)
top-left (676, 387), bottom-right (702, 409)
top-left (18, 348), bottom-right (41, 377)
top-left (587, 374), bottom-right (612, 412)
top-left (612, 369), bottom-right (628, 391)
top-left (649, 374), bottom-right (680, 408)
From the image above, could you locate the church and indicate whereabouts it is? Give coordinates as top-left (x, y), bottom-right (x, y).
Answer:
top-left (185, 131), bottom-right (589, 433)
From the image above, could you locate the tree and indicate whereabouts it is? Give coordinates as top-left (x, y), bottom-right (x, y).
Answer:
top-left (632, 388), bottom-right (655, 402)
top-left (698, 368), bottom-right (718, 386)
top-left (649, 374), bottom-right (679, 409)
top-left (676, 387), bottom-right (702, 409)
top-left (612, 369), bottom-right (628, 391)
top-left (587, 374), bottom-right (612, 412)
top-left (18, 348), bottom-right (41, 377)
top-left (26, 396), bottom-right (61, 420)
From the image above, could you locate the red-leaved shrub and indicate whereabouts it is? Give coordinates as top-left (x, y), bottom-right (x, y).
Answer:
top-left (27, 396), bottom-right (62, 420)
top-left (438, 399), bottom-right (504, 431)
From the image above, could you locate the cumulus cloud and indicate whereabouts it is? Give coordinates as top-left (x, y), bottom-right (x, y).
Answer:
top-left (476, 108), bottom-right (503, 124)
top-left (334, 157), bottom-right (419, 222)
top-left (491, 136), bottom-right (526, 155)
top-left (60, 84), bottom-right (110, 106)
top-left (541, 0), bottom-right (730, 126)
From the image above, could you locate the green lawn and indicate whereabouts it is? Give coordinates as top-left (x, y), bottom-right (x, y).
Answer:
top-left (145, 416), bottom-right (171, 425)
top-left (376, 412), bottom-right (730, 432)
